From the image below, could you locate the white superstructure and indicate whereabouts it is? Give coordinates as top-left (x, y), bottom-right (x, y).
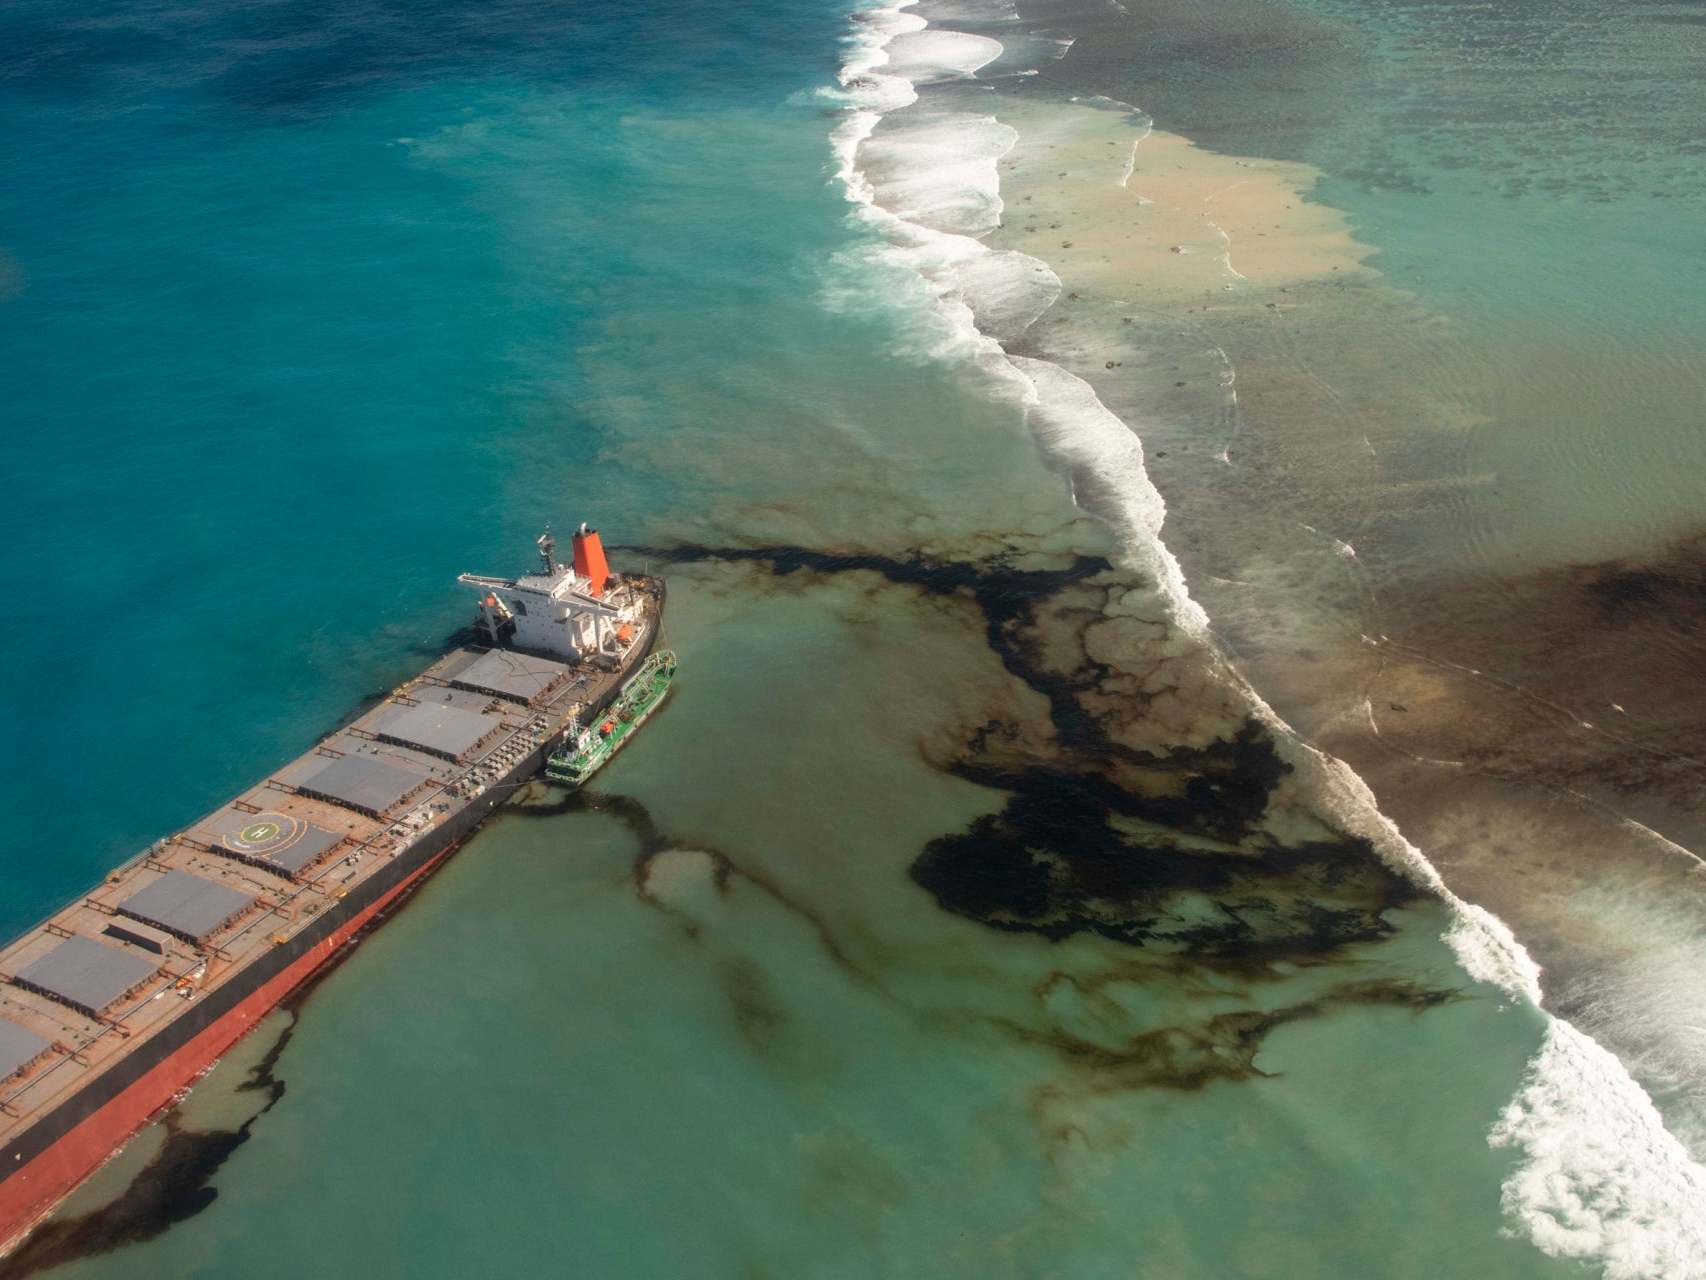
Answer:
top-left (458, 526), bottom-right (642, 662)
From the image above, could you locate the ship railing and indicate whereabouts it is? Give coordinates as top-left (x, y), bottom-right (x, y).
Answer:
top-left (0, 810), bottom-right (450, 1120)
top-left (204, 706), bottom-right (559, 956)
top-left (1, 675), bottom-right (589, 1127)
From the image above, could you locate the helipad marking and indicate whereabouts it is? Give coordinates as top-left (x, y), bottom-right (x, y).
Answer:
top-left (222, 812), bottom-right (307, 857)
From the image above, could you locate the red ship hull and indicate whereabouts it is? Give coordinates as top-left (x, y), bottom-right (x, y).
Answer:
top-left (0, 846), bottom-right (450, 1255)
top-left (0, 581), bottom-right (664, 1257)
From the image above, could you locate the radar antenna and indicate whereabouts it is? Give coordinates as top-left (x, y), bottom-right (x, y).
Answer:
top-left (536, 526), bottom-right (556, 576)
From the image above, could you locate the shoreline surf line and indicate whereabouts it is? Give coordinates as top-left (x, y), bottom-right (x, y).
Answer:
top-left (826, 0), bottom-right (1706, 1273)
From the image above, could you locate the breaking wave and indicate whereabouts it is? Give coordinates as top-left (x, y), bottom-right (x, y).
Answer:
top-left (822, 0), bottom-right (1706, 1274)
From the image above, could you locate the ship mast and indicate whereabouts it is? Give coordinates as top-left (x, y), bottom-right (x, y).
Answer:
top-left (459, 524), bottom-right (626, 661)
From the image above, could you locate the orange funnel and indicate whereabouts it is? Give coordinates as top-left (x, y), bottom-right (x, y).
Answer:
top-left (571, 524), bottom-right (609, 596)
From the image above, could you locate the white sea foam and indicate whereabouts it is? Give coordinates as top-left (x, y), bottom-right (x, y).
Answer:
top-left (882, 29), bottom-right (1004, 84)
top-left (1005, 356), bottom-right (1208, 634)
top-left (1491, 1020), bottom-right (1706, 1277)
top-left (949, 250), bottom-right (1061, 341)
top-left (827, 0), bottom-right (1059, 367)
top-left (857, 115), bottom-right (1014, 235)
top-left (825, 8), bottom-right (1706, 1270)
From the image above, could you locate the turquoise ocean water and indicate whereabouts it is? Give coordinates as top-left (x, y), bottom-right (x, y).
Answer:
top-left (3, 0), bottom-right (1705, 1274)
top-left (0, 0), bottom-right (839, 935)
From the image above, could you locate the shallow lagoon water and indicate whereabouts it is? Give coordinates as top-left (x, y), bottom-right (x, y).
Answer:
top-left (24, 571), bottom-right (1563, 1279)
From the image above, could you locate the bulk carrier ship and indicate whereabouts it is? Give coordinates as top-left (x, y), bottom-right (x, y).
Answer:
top-left (0, 523), bottom-right (662, 1254)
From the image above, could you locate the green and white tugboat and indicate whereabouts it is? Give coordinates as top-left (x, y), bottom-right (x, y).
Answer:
top-left (546, 650), bottom-right (677, 787)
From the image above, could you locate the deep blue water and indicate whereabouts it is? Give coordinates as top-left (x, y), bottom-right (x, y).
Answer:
top-left (0, 0), bottom-right (854, 935)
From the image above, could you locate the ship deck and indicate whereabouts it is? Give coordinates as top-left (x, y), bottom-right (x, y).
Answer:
top-left (0, 585), bottom-right (659, 1149)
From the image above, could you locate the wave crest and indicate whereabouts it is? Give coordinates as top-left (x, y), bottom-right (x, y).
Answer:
top-left (823, 5), bottom-right (1706, 1273)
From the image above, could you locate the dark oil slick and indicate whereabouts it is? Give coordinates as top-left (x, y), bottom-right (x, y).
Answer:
top-left (639, 542), bottom-right (1421, 968)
